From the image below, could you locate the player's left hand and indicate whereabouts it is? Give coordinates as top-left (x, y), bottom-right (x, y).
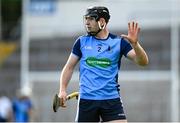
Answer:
top-left (121, 21), bottom-right (140, 45)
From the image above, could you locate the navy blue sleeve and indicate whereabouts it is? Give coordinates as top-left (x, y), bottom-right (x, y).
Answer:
top-left (72, 38), bottom-right (82, 58)
top-left (120, 38), bottom-right (133, 57)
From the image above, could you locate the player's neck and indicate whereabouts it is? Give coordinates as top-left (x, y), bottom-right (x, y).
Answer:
top-left (95, 28), bottom-right (109, 40)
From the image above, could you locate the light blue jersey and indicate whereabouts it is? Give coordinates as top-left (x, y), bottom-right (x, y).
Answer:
top-left (13, 98), bottom-right (33, 122)
top-left (72, 33), bottom-right (132, 100)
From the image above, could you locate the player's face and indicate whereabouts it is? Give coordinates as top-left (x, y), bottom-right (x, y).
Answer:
top-left (84, 16), bottom-right (99, 34)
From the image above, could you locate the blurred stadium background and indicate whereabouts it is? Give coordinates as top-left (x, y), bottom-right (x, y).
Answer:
top-left (0, 0), bottom-right (179, 122)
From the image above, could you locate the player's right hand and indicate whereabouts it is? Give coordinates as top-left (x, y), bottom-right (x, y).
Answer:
top-left (58, 91), bottom-right (67, 107)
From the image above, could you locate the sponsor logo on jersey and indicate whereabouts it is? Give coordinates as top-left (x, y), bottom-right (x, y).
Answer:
top-left (86, 57), bottom-right (111, 68)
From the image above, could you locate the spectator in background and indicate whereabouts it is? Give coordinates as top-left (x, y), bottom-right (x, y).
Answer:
top-left (12, 87), bottom-right (34, 122)
top-left (0, 92), bottom-right (13, 122)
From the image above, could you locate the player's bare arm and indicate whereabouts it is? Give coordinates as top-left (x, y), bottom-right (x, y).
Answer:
top-left (121, 21), bottom-right (149, 66)
top-left (58, 53), bottom-right (79, 107)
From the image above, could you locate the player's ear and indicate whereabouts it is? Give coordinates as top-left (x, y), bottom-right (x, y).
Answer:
top-left (99, 18), bottom-right (106, 29)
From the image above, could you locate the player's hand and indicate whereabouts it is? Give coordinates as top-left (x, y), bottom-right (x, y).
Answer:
top-left (58, 91), bottom-right (67, 107)
top-left (121, 21), bottom-right (140, 45)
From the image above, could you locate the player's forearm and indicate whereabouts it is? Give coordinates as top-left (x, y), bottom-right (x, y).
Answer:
top-left (59, 64), bottom-right (74, 92)
top-left (131, 42), bottom-right (149, 66)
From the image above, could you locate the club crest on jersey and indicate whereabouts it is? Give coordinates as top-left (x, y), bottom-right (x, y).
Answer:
top-left (86, 57), bottom-right (111, 68)
top-left (107, 45), bottom-right (113, 53)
